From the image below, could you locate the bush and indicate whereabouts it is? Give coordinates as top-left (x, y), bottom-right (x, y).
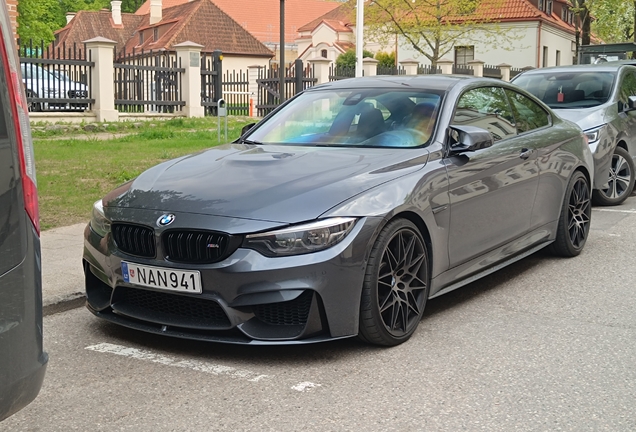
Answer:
top-left (336, 49), bottom-right (374, 68)
top-left (375, 51), bottom-right (396, 67)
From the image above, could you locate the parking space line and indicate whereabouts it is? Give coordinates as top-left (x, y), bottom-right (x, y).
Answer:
top-left (593, 208), bottom-right (636, 214)
top-left (85, 342), bottom-right (270, 383)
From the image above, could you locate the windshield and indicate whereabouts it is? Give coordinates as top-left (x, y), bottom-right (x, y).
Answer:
top-left (246, 88), bottom-right (443, 148)
top-left (513, 71), bottom-right (616, 109)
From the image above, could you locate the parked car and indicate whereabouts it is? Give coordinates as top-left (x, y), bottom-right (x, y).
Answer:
top-left (0, 2), bottom-right (47, 422)
top-left (21, 63), bottom-right (88, 112)
top-left (512, 64), bottom-right (636, 205)
top-left (83, 76), bottom-right (594, 346)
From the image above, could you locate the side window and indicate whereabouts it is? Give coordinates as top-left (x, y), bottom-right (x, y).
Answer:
top-left (451, 87), bottom-right (516, 141)
top-left (619, 71), bottom-right (636, 109)
top-left (504, 89), bottom-right (550, 133)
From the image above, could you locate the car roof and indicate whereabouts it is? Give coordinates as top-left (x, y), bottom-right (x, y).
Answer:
top-left (517, 64), bottom-right (636, 75)
top-left (306, 75), bottom-right (499, 92)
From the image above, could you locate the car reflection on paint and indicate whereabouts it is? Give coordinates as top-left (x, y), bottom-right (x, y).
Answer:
top-left (83, 76), bottom-right (594, 347)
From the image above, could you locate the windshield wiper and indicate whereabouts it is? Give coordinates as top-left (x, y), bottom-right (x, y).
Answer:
top-left (240, 138), bottom-right (263, 145)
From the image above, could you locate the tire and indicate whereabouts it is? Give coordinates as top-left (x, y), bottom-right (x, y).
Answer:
top-left (592, 146), bottom-right (635, 206)
top-left (549, 171), bottom-right (591, 257)
top-left (26, 90), bottom-right (41, 112)
top-left (358, 219), bottom-right (430, 346)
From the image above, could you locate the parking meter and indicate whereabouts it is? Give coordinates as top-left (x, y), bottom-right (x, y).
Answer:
top-left (217, 98), bottom-right (228, 142)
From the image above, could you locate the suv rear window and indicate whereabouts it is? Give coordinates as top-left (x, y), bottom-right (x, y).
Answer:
top-left (513, 71), bottom-right (616, 109)
top-left (0, 58), bottom-right (23, 275)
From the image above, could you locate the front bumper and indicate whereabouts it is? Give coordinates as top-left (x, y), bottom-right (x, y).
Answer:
top-left (83, 214), bottom-right (381, 345)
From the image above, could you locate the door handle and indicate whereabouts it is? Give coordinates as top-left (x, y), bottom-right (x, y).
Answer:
top-left (519, 148), bottom-right (534, 160)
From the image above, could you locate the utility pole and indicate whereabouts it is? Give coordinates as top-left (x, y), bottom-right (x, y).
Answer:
top-left (355, 0), bottom-right (364, 77)
top-left (279, 0), bottom-right (285, 103)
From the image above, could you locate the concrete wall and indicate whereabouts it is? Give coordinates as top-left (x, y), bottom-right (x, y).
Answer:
top-left (222, 55), bottom-right (270, 72)
top-left (540, 25), bottom-right (576, 67)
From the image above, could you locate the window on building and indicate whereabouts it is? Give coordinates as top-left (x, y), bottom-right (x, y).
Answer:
top-left (139, 32), bottom-right (144, 45)
top-left (543, 46), bottom-right (548, 67)
top-left (455, 46), bottom-right (474, 66)
top-left (556, 50), bottom-right (561, 66)
top-left (546, 0), bottom-right (553, 15)
top-left (321, 49), bottom-right (328, 58)
top-left (153, 27), bottom-right (158, 41)
top-left (538, 0), bottom-right (544, 11)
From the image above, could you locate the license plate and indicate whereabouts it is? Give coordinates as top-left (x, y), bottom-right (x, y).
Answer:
top-left (121, 262), bottom-right (202, 294)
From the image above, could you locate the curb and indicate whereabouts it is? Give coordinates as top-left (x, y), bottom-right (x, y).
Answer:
top-left (43, 293), bottom-right (86, 317)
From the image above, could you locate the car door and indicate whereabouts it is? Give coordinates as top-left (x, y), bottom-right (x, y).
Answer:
top-left (444, 86), bottom-right (539, 267)
top-left (617, 67), bottom-right (636, 157)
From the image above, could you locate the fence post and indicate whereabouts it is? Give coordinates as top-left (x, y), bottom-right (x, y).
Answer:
top-left (307, 58), bottom-right (331, 84)
top-left (399, 59), bottom-right (419, 75)
top-left (84, 37), bottom-right (118, 122)
top-left (437, 58), bottom-right (454, 75)
top-left (174, 41), bottom-right (204, 118)
top-left (363, 58), bottom-right (378, 76)
top-left (294, 59), bottom-right (304, 95)
top-left (498, 63), bottom-right (511, 81)
top-left (467, 59), bottom-right (485, 77)
top-left (213, 50), bottom-right (223, 104)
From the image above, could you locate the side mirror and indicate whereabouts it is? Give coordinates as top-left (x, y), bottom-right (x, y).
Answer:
top-left (241, 122), bottom-right (256, 136)
top-left (628, 96), bottom-right (636, 111)
top-left (448, 125), bottom-right (494, 153)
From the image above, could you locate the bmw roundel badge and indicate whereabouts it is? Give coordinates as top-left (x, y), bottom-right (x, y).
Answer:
top-left (157, 214), bottom-right (175, 227)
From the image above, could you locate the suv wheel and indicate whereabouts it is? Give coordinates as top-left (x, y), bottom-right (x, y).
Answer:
top-left (592, 146), bottom-right (635, 206)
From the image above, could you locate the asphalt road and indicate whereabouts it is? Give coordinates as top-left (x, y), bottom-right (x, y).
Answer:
top-left (3, 197), bottom-right (636, 432)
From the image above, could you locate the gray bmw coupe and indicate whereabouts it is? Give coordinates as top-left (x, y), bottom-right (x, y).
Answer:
top-left (84, 76), bottom-right (594, 346)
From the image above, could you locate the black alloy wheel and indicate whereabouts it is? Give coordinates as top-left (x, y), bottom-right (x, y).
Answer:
top-left (549, 171), bottom-right (591, 257)
top-left (359, 219), bottom-right (430, 346)
top-left (592, 146), bottom-right (635, 206)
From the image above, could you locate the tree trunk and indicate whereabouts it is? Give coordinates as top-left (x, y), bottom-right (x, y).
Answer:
top-left (581, 0), bottom-right (591, 46)
top-left (634, 0), bottom-right (636, 42)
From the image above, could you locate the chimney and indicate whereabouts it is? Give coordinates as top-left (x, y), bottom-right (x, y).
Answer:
top-left (66, 12), bottom-right (76, 25)
top-left (111, 1), bottom-right (122, 26)
top-left (150, 0), bottom-right (162, 25)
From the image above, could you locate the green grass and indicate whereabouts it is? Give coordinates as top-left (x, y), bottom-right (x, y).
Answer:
top-left (34, 116), bottom-right (254, 230)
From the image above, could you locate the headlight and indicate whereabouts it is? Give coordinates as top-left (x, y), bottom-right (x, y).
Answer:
top-left (90, 199), bottom-right (111, 237)
top-left (243, 217), bottom-right (357, 257)
top-left (584, 126), bottom-right (604, 144)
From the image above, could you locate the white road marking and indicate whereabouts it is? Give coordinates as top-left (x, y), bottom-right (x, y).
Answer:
top-left (593, 208), bottom-right (636, 214)
top-left (291, 381), bottom-right (321, 392)
top-left (85, 343), bottom-right (270, 383)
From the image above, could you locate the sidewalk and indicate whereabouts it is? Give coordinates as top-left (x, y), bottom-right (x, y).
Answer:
top-left (41, 223), bottom-right (87, 315)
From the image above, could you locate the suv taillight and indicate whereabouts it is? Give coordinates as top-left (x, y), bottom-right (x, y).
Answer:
top-left (0, 25), bottom-right (40, 235)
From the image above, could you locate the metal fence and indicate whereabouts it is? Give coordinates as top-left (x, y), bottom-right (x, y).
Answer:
top-left (377, 65), bottom-right (406, 75)
top-left (510, 67), bottom-right (525, 79)
top-left (255, 60), bottom-right (316, 116)
top-left (452, 64), bottom-right (474, 75)
top-left (201, 51), bottom-right (222, 116)
top-left (18, 39), bottom-right (94, 112)
top-left (114, 49), bottom-right (185, 113)
top-left (417, 65), bottom-right (442, 74)
top-left (483, 64), bottom-right (502, 79)
top-left (329, 65), bottom-right (356, 81)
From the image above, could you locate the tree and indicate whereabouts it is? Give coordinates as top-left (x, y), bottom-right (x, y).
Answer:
top-left (17, 0), bottom-right (65, 44)
top-left (375, 51), bottom-right (396, 67)
top-left (336, 48), bottom-right (374, 68)
top-left (363, 0), bottom-right (519, 68)
top-left (589, 0), bottom-right (635, 43)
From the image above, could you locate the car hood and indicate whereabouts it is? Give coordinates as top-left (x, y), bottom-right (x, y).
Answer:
top-left (552, 104), bottom-right (615, 131)
top-left (105, 143), bottom-right (429, 223)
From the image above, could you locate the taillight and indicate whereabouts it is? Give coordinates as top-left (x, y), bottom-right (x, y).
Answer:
top-left (0, 17), bottom-right (40, 235)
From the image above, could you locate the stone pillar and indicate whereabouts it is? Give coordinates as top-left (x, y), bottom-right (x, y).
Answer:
top-left (84, 37), bottom-right (118, 122)
top-left (363, 58), bottom-right (379, 76)
top-left (468, 59), bottom-right (485, 77)
top-left (400, 59), bottom-right (419, 75)
top-left (174, 41), bottom-right (205, 118)
top-left (498, 63), bottom-right (511, 82)
top-left (437, 58), bottom-right (454, 75)
top-left (308, 58), bottom-right (332, 84)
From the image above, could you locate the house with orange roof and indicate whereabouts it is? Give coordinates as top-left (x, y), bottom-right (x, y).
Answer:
top-left (55, 0), bottom-right (274, 71)
top-left (298, 0), bottom-right (586, 69)
top-left (136, 0), bottom-right (341, 62)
